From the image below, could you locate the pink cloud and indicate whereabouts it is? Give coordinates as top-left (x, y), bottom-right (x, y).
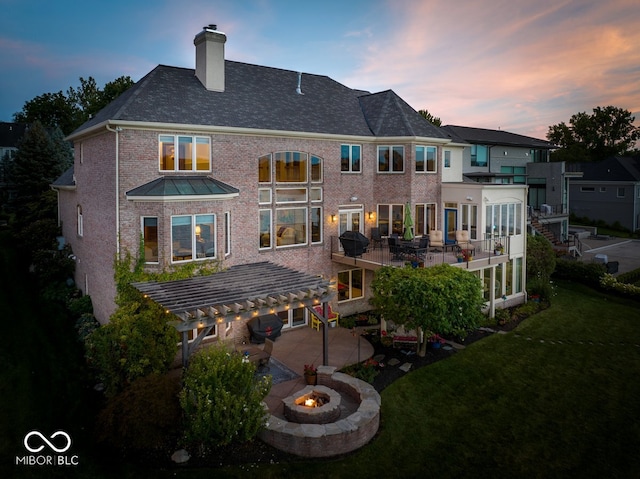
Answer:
top-left (344, 0), bottom-right (640, 137)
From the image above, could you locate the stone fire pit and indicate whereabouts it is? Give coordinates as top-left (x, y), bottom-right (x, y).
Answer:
top-left (259, 366), bottom-right (381, 458)
top-left (282, 385), bottom-right (341, 424)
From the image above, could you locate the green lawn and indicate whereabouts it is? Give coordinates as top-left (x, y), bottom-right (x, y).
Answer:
top-left (217, 281), bottom-right (640, 479)
top-left (2, 224), bottom-right (639, 479)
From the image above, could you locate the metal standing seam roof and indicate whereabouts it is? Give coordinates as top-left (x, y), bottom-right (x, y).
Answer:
top-left (131, 261), bottom-right (333, 322)
top-left (125, 175), bottom-right (239, 199)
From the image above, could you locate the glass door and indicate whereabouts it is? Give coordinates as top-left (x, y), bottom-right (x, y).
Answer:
top-left (339, 209), bottom-right (362, 236)
top-left (444, 208), bottom-right (457, 244)
top-left (338, 208), bottom-right (363, 251)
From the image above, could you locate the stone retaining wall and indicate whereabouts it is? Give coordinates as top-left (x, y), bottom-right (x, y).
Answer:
top-left (258, 366), bottom-right (381, 458)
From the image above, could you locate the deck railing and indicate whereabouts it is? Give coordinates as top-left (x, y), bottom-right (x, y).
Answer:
top-left (331, 235), bottom-right (510, 269)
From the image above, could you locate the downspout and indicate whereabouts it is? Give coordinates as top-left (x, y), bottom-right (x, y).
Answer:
top-left (105, 124), bottom-right (122, 255)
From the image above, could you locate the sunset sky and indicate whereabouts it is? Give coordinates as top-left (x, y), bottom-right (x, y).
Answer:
top-left (1, 0), bottom-right (639, 139)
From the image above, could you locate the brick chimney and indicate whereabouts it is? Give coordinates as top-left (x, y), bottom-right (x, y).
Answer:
top-left (194, 24), bottom-right (227, 92)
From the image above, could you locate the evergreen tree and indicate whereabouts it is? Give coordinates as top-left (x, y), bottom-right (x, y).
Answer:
top-left (10, 121), bottom-right (70, 227)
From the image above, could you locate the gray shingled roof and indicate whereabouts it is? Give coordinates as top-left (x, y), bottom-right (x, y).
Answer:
top-left (50, 166), bottom-right (75, 188)
top-left (70, 61), bottom-right (450, 140)
top-left (126, 176), bottom-right (239, 198)
top-left (358, 90), bottom-right (449, 139)
top-left (442, 125), bottom-right (555, 149)
top-left (573, 156), bottom-right (640, 182)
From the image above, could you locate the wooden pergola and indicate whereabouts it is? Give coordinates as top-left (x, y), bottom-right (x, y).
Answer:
top-left (132, 261), bottom-right (335, 367)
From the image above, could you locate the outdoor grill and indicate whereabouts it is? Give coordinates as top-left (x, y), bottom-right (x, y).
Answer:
top-left (339, 230), bottom-right (370, 257)
top-left (247, 314), bottom-right (283, 343)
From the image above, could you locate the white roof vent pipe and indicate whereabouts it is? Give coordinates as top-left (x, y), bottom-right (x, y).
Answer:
top-left (296, 72), bottom-right (304, 95)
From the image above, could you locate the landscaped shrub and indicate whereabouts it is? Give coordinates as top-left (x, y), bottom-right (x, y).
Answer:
top-left (600, 274), bottom-right (640, 300)
top-left (68, 294), bottom-right (93, 319)
top-left (179, 345), bottom-right (271, 449)
top-left (616, 268), bottom-right (640, 286)
top-left (341, 359), bottom-right (379, 384)
top-left (96, 372), bottom-right (182, 456)
top-left (84, 300), bottom-right (178, 396)
top-left (75, 313), bottom-right (99, 343)
top-left (553, 258), bottom-right (606, 287)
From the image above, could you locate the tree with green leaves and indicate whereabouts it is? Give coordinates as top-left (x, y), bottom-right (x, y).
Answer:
top-left (13, 76), bottom-right (134, 135)
top-left (370, 264), bottom-right (485, 355)
top-left (526, 234), bottom-right (556, 300)
top-left (84, 299), bottom-right (178, 397)
top-left (418, 109), bottom-right (442, 126)
top-left (547, 106), bottom-right (640, 162)
top-left (180, 344), bottom-right (271, 448)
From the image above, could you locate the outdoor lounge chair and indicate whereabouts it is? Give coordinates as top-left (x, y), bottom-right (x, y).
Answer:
top-left (455, 230), bottom-right (475, 252)
top-left (429, 230), bottom-right (444, 251)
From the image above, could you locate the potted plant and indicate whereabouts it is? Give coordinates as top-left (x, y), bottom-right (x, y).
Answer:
top-left (304, 363), bottom-right (317, 385)
top-left (456, 252), bottom-right (464, 263)
top-left (462, 249), bottom-right (473, 261)
top-left (494, 242), bottom-right (504, 255)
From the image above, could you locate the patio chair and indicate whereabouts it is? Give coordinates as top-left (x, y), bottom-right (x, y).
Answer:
top-left (388, 235), bottom-right (405, 260)
top-left (455, 230), bottom-right (475, 252)
top-left (251, 338), bottom-right (273, 370)
top-left (311, 305), bottom-right (340, 330)
top-left (415, 235), bottom-right (429, 259)
top-left (370, 227), bottom-right (383, 250)
top-left (429, 230), bottom-right (444, 251)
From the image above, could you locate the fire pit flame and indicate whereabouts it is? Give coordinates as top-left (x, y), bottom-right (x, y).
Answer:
top-left (304, 398), bottom-right (316, 407)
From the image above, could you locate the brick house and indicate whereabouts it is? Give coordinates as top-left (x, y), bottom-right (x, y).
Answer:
top-left (52, 26), bottom-right (528, 348)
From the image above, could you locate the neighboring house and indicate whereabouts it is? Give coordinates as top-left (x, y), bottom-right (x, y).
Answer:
top-left (52, 26), bottom-right (529, 352)
top-left (442, 125), bottom-right (583, 247)
top-left (568, 156), bottom-right (640, 232)
top-left (0, 122), bottom-right (27, 209)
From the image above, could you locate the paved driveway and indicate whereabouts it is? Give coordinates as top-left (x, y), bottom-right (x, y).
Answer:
top-left (579, 237), bottom-right (640, 275)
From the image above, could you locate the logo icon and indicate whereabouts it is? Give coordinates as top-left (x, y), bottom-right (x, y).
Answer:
top-left (24, 431), bottom-right (72, 454)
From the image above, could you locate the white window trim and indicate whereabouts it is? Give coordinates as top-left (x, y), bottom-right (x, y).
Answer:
top-left (141, 216), bottom-right (159, 264)
top-left (171, 214), bottom-right (217, 263)
top-left (224, 211), bottom-right (231, 257)
top-left (258, 188), bottom-right (272, 204)
top-left (77, 205), bottom-right (83, 237)
top-left (415, 145), bottom-right (438, 173)
top-left (377, 145), bottom-right (405, 173)
top-left (275, 188), bottom-right (308, 204)
top-left (275, 206), bottom-right (308, 248)
top-left (311, 206), bottom-right (323, 245)
top-left (259, 209), bottom-right (272, 250)
top-left (159, 134), bottom-right (211, 172)
top-left (341, 144), bottom-right (362, 173)
top-left (337, 268), bottom-right (365, 302)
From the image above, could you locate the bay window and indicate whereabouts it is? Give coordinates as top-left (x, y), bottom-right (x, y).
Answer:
top-left (171, 214), bottom-right (216, 262)
top-left (142, 217), bottom-right (158, 263)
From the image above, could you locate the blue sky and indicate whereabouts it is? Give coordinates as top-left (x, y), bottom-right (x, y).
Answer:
top-left (2, 0), bottom-right (639, 139)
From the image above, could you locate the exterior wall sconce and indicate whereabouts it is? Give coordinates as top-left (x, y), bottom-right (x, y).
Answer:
top-left (331, 214), bottom-right (337, 223)
top-left (368, 211), bottom-right (374, 220)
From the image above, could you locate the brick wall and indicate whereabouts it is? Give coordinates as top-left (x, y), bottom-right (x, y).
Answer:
top-left (65, 127), bottom-right (451, 322)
